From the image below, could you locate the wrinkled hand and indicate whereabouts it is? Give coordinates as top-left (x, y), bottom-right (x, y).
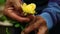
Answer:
top-left (21, 16), bottom-right (48, 34)
top-left (3, 0), bottom-right (30, 22)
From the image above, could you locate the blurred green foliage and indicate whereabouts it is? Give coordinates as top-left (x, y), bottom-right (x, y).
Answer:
top-left (0, 15), bottom-right (7, 22)
top-left (0, 15), bottom-right (24, 30)
top-left (0, 0), bottom-right (6, 5)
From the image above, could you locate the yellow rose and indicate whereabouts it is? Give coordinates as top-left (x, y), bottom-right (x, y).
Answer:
top-left (21, 3), bottom-right (36, 15)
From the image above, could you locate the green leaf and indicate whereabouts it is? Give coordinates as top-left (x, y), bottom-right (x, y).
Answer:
top-left (0, 15), bottom-right (7, 22)
top-left (19, 24), bottom-right (24, 30)
top-left (9, 20), bottom-right (16, 23)
top-left (15, 23), bottom-right (24, 30)
top-left (15, 24), bottom-right (20, 28)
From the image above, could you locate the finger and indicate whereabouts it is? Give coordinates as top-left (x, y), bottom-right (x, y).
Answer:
top-left (37, 25), bottom-right (48, 34)
top-left (4, 8), bottom-right (30, 22)
top-left (5, 0), bottom-right (13, 8)
top-left (21, 23), bottom-right (36, 34)
top-left (13, 0), bottom-right (22, 10)
top-left (27, 15), bottom-right (35, 20)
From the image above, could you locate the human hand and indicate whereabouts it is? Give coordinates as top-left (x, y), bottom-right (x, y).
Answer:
top-left (3, 0), bottom-right (30, 23)
top-left (21, 16), bottom-right (48, 34)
